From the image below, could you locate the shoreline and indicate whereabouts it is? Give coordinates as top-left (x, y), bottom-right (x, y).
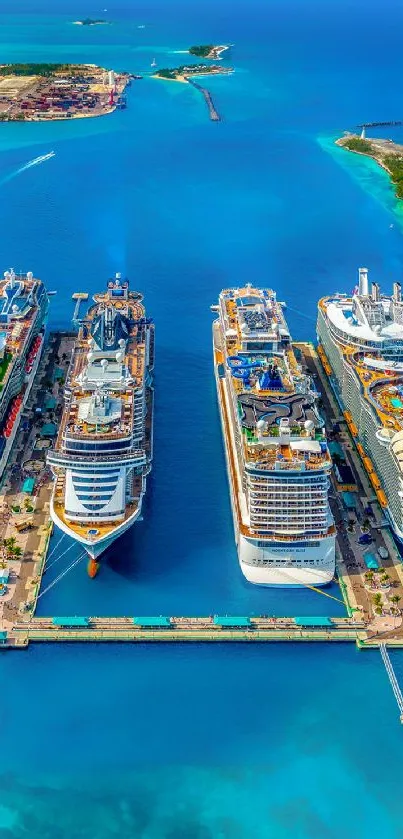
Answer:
top-left (336, 135), bottom-right (403, 200)
top-left (152, 69), bottom-right (233, 85)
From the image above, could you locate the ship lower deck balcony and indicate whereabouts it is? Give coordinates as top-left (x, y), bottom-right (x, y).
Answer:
top-left (52, 472), bottom-right (143, 541)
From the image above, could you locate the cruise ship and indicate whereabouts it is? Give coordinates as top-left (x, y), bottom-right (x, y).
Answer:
top-left (47, 274), bottom-right (154, 572)
top-left (0, 269), bottom-right (48, 479)
top-left (317, 268), bottom-right (403, 543)
top-left (213, 285), bottom-right (335, 586)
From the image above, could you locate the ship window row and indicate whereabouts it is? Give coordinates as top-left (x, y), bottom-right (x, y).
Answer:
top-left (76, 494), bottom-right (113, 502)
top-left (72, 472), bottom-right (120, 483)
top-left (66, 509), bottom-right (124, 517)
top-left (65, 439), bottom-right (131, 453)
top-left (257, 540), bottom-right (320, 548)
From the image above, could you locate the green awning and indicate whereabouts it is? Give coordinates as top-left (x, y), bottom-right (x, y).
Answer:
top-left (53, 367), bottom-right (64, 381)
top-left (213, 616), bottom-right (251, 627)
top-left (0, 631), bottom-right (8, 641)
top-left (22, 477), bottom-right (35, 494)
top-left (40, 422), bottom-right (57, 437)
top-left (295, 616), bottom-right (332, 627)
top-left (44, 396), bottom-right (56, 410)
top-left (133, 616), bottom-right (170, 627)
top-left (52, 617), bottom-right (89, 627)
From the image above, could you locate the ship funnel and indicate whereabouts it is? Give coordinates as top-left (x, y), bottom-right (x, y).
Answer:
top-left (393, 282), bottom-right (402, 303)
top-left (371, 282), bottom-right (380, 302)
top-left (358, 267), bottom-right (369, 296)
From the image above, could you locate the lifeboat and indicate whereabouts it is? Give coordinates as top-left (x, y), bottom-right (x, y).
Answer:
top-left (87, 558), bottom-right (99, 578)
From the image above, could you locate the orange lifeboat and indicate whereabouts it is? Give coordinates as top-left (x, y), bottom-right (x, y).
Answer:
top-left (87, 558), bottom-right (99, 578)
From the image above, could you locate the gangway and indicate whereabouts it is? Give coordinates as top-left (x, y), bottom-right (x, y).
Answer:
top-left (379, 644), bottom-right (403, 723)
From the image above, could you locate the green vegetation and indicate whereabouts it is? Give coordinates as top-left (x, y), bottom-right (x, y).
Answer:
top-left (341, 136), bottom-right (374, 154)
top-left (77, 18), bottom-right (108, 25)
top-left (382, 154), bottom-right (403, 199)
top-left (155, 64), bottom-right (214, 80)
top-left (189, 45), bottom-right (214, 57)
top-left (0, 352), bottom-right (12, 383)
top-left (340, 135), bottom-right (403, 201)
top-left (0, 63), bottom-right (89, 77)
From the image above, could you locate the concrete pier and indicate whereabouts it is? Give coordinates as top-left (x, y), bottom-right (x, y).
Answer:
top-left (186, 78), bottom-right (221, 121)
top-left (6, 615), bottom-right (365, 647)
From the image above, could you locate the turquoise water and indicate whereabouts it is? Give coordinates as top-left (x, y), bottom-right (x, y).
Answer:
top-left (1, 0), bottom-right (403, 835)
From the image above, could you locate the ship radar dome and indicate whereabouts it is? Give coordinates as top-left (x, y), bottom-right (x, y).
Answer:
top-left (256, 419), bottom-right (267, 431)
top-left (304, 419), bottom-right (315, 432)
top-left (12, 304), bottom-right (18, 313)
top-left (118, 338), bottom-right (126, 349)
top-left (87, 352), bottom-right (94, 363)
top-left (116, 351), bottom-right (124, 363)
top-left (101, 358), bottom-right (108, 369)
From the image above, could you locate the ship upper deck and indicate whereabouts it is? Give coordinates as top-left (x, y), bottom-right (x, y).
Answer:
top-left (217, 285), bottom-right (330, 473)
top-left (54, 278), bottom-right (149, 452)
top-left (319, 274), bottom-right (403, 436)
top-left (0, 270), bottom-right (45, 395)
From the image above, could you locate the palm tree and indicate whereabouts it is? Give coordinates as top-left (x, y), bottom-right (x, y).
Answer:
top-left (373, 593), bottom-right (383, 607)
top-left (391, 595), bottom-right (401, 606)
top-left (13, 547), bottom-right (22, 559)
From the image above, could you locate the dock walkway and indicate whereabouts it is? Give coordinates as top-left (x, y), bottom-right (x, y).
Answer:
top-left (6, 615), bottom-right (364, 647)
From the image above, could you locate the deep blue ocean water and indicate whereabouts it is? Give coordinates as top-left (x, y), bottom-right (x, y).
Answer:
top-left (1, 0), bottom-right (403, 836)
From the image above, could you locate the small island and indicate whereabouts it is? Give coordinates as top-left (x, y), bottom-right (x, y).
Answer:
top-left (337, 134), bottom-right (403, 200)
top-left (188, 44), bottom-right (229, 59)
top-left (154, 63), bottom-right (233, 83)
top-left (0, 63), bottom-right (130, 122)
top-left (73, 18), bottom-right (110, 26)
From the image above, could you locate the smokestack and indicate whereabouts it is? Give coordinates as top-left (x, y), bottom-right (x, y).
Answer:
top-left (393, 282), bottom-right (402, 303)
top-left (371, 282), bottom-right (380, 302)
top-left (358, 267), bottom-right (369, 296)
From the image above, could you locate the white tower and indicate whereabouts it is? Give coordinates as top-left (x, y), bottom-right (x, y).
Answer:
top-left (108, 70), bottom-right (115, 88)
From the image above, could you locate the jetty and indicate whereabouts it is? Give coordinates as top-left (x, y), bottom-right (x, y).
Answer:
top-left (380, 644), bottom-right (403, 722)
top-left (72, 292), bottom-right (88, 324)
top-left (357, 121), bottom-right (403, 129)
top-left (6, 614), bottom-right (365, 647)
top-left (186, 77), bottom-right (221, 121)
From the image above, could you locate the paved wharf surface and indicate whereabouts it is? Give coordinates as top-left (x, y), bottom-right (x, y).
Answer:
top-left (0, 332), bottom-right (75, 636)
top-left (296, 342), bottom-right (403, 646)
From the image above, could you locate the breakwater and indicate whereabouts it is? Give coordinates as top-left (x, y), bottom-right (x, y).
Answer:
top-left (186, 77), bottom-right (221, 121)
top-left (357, 121), bottom-right (403, 128)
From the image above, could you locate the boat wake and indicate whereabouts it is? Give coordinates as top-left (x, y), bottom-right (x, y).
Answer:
top-left (1, 151), bottom-right (56, 185)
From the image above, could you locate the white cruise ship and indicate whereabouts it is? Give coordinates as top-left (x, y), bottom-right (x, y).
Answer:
top-left (47, 275), bottom-right (154, 574)
top-left (213, 285), bottom-right (335, 586)
top-left (0, 269), bottom-right (48, 479)
top-left (317, 268), bottom-right (403, 543)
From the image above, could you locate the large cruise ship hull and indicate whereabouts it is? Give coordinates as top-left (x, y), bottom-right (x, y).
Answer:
top-left (214, 323), bottom-right (336, 587)
top-left (238, 533), bottom-right (335, 586)
top-left (50, 495), bottom-right (143, 559)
